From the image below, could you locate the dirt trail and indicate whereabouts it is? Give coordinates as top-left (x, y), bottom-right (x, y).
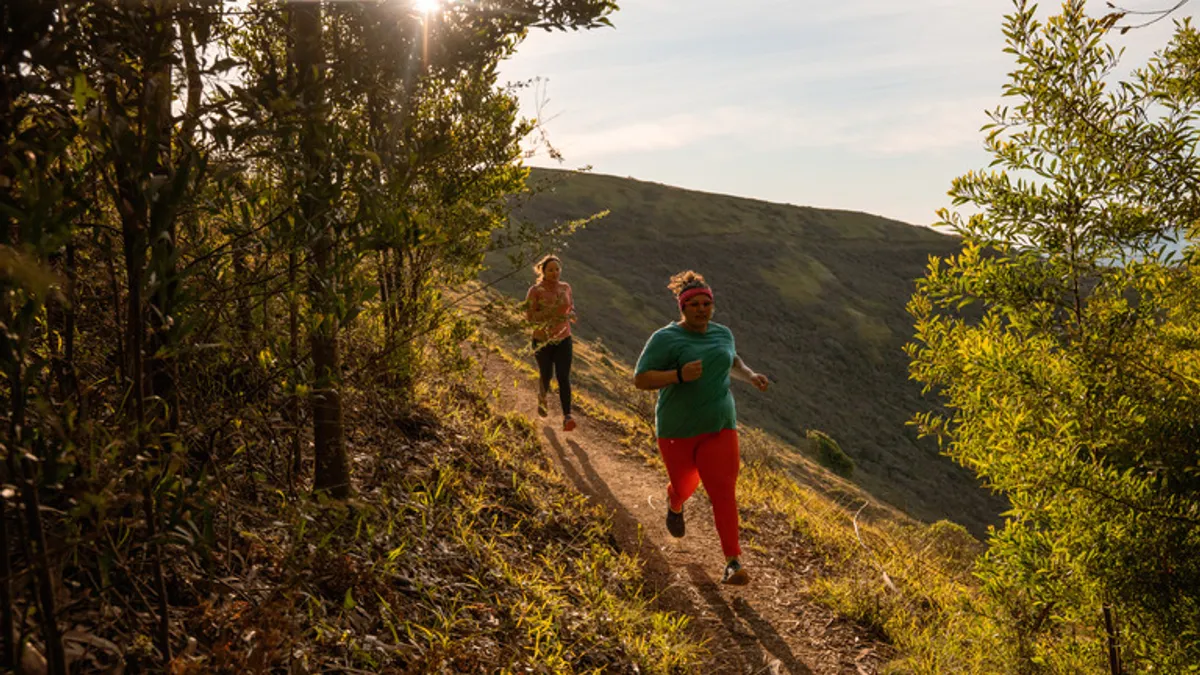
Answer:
top-left (478, 351), bottom-right (889, 675)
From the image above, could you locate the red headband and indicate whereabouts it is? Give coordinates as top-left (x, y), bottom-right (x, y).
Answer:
top-left (678, 286), bottom-right (713, 310)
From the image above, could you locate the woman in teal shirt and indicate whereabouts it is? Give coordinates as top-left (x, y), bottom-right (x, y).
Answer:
top-left (633, 270), bottom-right (769, 585)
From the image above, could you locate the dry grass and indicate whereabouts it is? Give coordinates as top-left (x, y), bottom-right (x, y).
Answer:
top-left (161, 320), bottom-right (705, 673)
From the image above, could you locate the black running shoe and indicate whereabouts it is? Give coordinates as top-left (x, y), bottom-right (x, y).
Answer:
top-left (722, 559), bottom-right (750, 586)
top-left (666, 506), bottom-right (685, 538)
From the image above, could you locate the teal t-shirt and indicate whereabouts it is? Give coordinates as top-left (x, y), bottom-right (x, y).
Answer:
top-left (635, 322), bottom-right (738, 439)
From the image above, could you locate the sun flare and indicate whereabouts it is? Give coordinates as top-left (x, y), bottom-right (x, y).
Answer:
top-left (414, 0), bottom-right (440, 14)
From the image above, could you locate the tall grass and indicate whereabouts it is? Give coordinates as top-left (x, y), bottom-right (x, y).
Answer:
top-left (183, 346), bottom-right (704, 673)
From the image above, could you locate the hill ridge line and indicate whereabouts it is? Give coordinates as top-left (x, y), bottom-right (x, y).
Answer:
top-left (527, 166), bottom-right (944, 231)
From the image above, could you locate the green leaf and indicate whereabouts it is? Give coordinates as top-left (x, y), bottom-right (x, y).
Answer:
top-left (72, 72), bottom-right (99, 113)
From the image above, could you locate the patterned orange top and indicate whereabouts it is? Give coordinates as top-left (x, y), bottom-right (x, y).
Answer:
top-left (525, 281), bottom-right (574, 341)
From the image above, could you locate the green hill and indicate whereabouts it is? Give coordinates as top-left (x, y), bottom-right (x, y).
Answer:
top-left (484, 168), bottom-right (1006, 535)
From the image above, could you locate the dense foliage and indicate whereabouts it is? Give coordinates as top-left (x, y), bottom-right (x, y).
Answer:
top-left (908, 1), bottom-right (1200, 671)
top-left (0, 0), bottom-right (616, 671)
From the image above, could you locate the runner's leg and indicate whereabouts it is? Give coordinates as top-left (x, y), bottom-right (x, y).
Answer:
top-left (554, 336), bottom-right (573, 417)
top-left (533, 340), bottom-right (554, 415)
top-left (533, 340), bottom-right (555, 394)
top-left (696, 428), bottom-right (741, 559)
top-left (658, 435), bottom-right (702, 511)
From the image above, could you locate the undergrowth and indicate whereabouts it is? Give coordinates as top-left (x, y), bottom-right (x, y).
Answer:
top-left (168, 366), bottom-right (703, 673)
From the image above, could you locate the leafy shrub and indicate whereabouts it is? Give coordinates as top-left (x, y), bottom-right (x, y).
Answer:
top-left (807, 429), bottom-right (854, 477)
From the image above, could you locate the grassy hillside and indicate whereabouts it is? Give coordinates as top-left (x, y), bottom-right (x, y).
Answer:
top-left (203, 344), bottom-right (705, 673)
top-left (484, 168), bottom-right (1005, 535)
top-left (469, 295), bottom-right (1098, 674)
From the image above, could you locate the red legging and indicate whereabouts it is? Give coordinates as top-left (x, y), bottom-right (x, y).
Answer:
top-left (657, 428), bottom-right (741, 558)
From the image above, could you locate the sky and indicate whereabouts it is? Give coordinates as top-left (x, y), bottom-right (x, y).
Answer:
top-left (497, 0), bottom-right (1197, 227)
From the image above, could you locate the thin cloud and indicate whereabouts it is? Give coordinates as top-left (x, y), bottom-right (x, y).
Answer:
top-left (504, 0), bottom-right (1199, 224)
top-left (545, 108), bottom-right (752, 158)
top-left (541, 95), bottom-right (996, 161)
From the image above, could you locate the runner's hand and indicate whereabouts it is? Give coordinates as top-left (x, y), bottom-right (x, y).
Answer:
top-left (681, 360), bottom-right (703, 382)
top-left (750, 372), bottom-right (769, 392)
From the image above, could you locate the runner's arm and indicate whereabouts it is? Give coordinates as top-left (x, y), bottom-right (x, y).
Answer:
top-left (634, 369), bottom-right (681, 391)
top-left (732, 356), bottom-right (769, 391)
top-left (731, 356), bottom-right (755, 382)
top-left (524, 288), bottom-right (539, 323)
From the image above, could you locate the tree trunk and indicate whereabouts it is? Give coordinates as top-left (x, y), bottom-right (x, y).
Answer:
top-left (111, 6), bottom-right (174, 657)
top-left (122, 215), bottom-right (174, 664)
top-left (104, 235), bottom-right (124, 382)
top-left (389, 254), bottom-right (403, 336)
top-left (0, 321), bottom-right (14, 669)
top-left (145, 13), bottom-right (179, 436)
top-left (310, 240), bottom-right (348, 497)
top-left (63, 242), bottom-right (77, 400)
top-left (288, 249), bottom-right (302, 486)
top-left (143, 15), bottom-right (176, 660)
top-left (20, 462), bottom-right (66, 675)
top-left (379, 248), bottom-right (391, 338)
top-left (0, 491), bottom-right (11, 671)
top-left (7, 353), bottom-right (66, 675)
top-left (261, 243), bottom-right (272, 342)
top-left (234, 245), bottom-right (253, 344)
top-left (367, 96), bottom-right (392, 343)
top-left (1104, 604), bottom-right (1123, 675)
top-left (20, 452), bottom-right (65, 675)
top-left (291, 0), bottom-right (349, 498)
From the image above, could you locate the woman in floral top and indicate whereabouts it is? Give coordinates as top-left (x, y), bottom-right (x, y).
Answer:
top-left (525, 254), bottom-right (577, 432)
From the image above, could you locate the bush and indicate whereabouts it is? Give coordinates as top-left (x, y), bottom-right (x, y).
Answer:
top-left (807, 429), bottom-right (854, 477)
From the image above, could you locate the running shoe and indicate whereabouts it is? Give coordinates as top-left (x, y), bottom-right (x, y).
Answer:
top-left (722, 558), bottom-right (750, 586)
top-left (666, 505), bottom-right (685, 538)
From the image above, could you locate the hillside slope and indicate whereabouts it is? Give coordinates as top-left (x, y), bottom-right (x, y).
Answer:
top-left (471, 331), bottom-right (894, 674)
top-left (485, 168), bottom-right (1005, 535)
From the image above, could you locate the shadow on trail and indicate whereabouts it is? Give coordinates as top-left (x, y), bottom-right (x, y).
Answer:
top-left (543, 429), bottom-right (667, 571)
top-left (731, 586), bottom-right (813, 674)
top-left (685, 564), bottom-right (812, 675)
top-left (542, 427), bottom-right (811, 674)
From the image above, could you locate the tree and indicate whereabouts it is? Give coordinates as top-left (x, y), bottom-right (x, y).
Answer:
top-left (265, 0), bottom-right (616, 497)
top-left (1, 0), bottom-right (617, 668)
top-left (285, 0), bottom-right (352, 498)
top-left (1, 3), bottom-right (90, 671)
top-left (908, 1), bottom-right (1200, 670)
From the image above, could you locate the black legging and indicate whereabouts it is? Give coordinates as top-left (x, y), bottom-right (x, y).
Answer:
top-left (533, 335), bottom-right (573, 416)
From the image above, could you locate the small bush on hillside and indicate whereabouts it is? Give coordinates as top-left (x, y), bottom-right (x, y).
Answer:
top-left (807, 429), bottom-right (854, 477)
top-left (593, 336), bottom-right (611, 355)
top-left (924, 520), bottom-right (983, 574)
